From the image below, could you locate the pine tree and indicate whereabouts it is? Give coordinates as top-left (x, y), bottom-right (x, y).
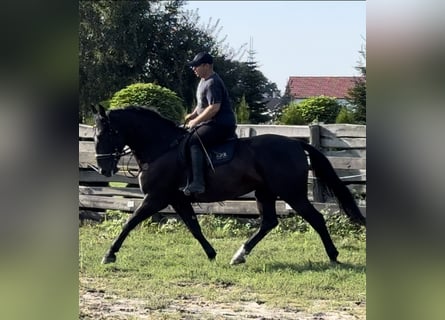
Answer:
top-left (347, 46), bottom-right (366, 124)
top-left (236, 45), bottom-right (270, 123)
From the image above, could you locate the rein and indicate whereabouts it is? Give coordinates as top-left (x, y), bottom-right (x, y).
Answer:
top-left (92, 110), bottom-right (190, 177)
top-left (88, 146), bottom-right (133, 176)
top-left (95, 146), bottom-right (132, 160)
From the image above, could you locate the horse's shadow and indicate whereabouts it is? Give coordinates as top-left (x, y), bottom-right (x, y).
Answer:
top-left (258, 260), bottom-right (366, 273)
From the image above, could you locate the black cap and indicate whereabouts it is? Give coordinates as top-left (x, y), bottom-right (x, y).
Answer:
top-left (188, 52), bottom-right (213, 67)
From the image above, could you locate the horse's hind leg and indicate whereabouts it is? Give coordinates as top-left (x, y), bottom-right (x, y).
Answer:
top-left (231, 189), bottom-right (278, 265)
top-left (285, 197), bottom-right (339, 263)
top-left (102, 195), bottom-right (167, 264)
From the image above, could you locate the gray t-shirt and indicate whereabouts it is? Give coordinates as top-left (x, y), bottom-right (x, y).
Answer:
top-left (195, 73), bottom-right (236, 126)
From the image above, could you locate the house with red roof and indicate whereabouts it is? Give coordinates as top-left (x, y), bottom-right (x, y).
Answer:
top-left (286, 76), bottom-right (361, 105)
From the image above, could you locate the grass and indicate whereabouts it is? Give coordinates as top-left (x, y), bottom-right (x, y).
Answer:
top-left (79, 213), bottom-right (366, 315)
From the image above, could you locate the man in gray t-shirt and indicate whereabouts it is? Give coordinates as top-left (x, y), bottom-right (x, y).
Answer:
top-left (183, 52), bottom-right (237, 195)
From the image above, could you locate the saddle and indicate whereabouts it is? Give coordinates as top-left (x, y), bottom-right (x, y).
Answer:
top-left (177, 133), bottom-right (238, 195)
top-left (178, 133), bottom-right (238, 169)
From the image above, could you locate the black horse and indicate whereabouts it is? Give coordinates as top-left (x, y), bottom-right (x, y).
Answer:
top-left (91, 104), bottom-right (365, 265)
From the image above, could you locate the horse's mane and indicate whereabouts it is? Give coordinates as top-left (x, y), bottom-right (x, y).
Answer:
top-left (109, 105), bottom-right (180, 129)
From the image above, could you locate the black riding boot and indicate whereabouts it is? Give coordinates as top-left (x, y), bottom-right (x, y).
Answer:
top-left (185, 145), bottom-right (205, 194)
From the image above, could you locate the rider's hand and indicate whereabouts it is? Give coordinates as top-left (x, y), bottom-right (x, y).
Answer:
top-left (187, 119), bottom-right (198, 129)
top-left (185, 113), bottom-right (195, 122)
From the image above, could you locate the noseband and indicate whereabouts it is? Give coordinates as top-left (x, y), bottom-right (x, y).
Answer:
top-left (94, 124), bottom-right (132, 165)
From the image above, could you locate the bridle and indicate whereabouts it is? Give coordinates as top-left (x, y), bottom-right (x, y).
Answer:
top-left (90, 123), bottom-right (132, 174)
top-left (95, 146), bottom-right (132, 161)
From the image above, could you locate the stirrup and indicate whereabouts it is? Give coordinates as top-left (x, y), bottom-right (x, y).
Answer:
top-left (179, 186), bottom-right (191, 196)
top-left (179, 183), bottom-right (205, 196)
top-left (179, 177), bottom-right (191, 195)
top-left (185, 183), bottom-right (205, 194)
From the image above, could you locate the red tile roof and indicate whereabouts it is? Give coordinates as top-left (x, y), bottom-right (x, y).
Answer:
top-left (287, 76), bottom-right (360, 99)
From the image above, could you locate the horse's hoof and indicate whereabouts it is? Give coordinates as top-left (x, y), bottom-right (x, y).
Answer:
top-left (208, 251), bottom-right (217, 261)
top-left (230, 256), bottom-right (246, 265)
top-left (230, 246), bottom-right (247, 265)
top-left (330, 259), bottom-right (341, 266)
top-left (101, 254), bottom-right (116, 264)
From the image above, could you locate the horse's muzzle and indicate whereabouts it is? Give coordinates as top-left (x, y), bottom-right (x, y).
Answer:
top-left (100, 167), bottom-right (119, 177)
top-left (101, 169), bottom-right (112, 177)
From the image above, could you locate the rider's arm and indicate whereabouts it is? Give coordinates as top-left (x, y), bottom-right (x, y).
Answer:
top-left (185, 107), bottom-right (199, 121)
top-left (187, 103), bottom-right (220, 128)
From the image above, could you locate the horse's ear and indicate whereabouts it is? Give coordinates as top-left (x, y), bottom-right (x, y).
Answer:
top-left (91, 104), bottom-right (98, 115)
top-left (98, 104), bottom-right (107, 117)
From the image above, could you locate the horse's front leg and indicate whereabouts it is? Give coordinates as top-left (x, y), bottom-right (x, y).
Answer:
top-left (171, 199), bottom-right (216, 260)
top-left (102, 195), bottom-right (167, 264)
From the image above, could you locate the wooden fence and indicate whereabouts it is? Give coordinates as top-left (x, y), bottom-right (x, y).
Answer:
top-left (79, 123), bottom-right (366, 221)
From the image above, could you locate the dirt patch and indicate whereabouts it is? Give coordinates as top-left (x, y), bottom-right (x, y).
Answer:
top-left (80, 288), bottom-right (365, 320)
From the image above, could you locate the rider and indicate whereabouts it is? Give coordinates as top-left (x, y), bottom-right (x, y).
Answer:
top-left (183, 52), bottom-right (237, 194)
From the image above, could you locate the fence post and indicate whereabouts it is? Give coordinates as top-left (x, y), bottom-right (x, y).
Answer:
top-left (309, 124), bottom-right (326, 202)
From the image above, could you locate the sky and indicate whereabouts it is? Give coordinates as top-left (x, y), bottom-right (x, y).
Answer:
top-left (184, 1), bottom-right (366, 94)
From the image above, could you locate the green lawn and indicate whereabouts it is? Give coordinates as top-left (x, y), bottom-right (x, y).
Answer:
top-left (79, 214), bottom-right (366, 317)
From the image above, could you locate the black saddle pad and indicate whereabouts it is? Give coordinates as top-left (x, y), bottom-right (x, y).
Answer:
top-left (177, 133), bottom-right (237, 168)
top-left (208, 138), bottom-right (237, 166)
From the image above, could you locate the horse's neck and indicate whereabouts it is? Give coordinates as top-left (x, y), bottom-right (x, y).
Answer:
top-left (138, 131), bottom-right (179, 162)
top-left (119, 117), bottom-right (183, 164)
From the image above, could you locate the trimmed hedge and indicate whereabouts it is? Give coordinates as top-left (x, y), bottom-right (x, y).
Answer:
top-left (109, 83), bottom-right (185, 123)
top-left (280, 96), bottom-right (342, 125)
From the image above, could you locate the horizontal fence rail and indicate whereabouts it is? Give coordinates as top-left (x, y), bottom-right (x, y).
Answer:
top-left (79, 123), bottom-right (366, 220)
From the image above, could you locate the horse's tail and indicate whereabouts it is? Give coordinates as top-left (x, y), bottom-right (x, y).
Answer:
top-left (301, 142), bottom-right (366, 226)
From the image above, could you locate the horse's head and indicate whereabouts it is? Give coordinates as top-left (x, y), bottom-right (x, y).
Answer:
top-left (91, 104), bottom-right (126, 177)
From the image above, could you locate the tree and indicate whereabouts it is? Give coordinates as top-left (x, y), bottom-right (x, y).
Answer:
top-left (141, 4), bottom-right (218, 110)
top-left (79, 1), bottom-right (210, 120)
top-left (211, 54), bottom-right (277, 124)
top-left (79, 1), bottom-right (280, 125)
top-left (271, 82), bottom-right (294, 123)
top-left (79, 1), bottom-right (155, 121)
top-left (347, 45), bottom-right (366, 124)
top-left (233, 47), bottom-right (270, 124)
top-left (236, 95), bottom-right (250, 124)
top-left (189, 27), bottom-right (279, 123)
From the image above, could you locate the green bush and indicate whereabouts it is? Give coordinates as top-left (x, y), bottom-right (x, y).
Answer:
top-left (280, 96), bottom-right (341, 124)
top-left (109, 82), bottom-right (185, 123)
top-left (336, 106), bottom-right (356, 124)
top-left (278, 102), bottom-right (305, 125)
